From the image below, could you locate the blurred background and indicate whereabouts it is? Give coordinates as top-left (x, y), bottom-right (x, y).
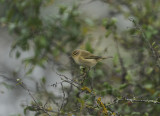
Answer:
top-left (0, 0), bottom-right (160, 116)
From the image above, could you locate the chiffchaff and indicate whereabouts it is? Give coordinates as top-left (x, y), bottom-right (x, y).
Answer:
top-left (71, 49), bottom-right (112, 68)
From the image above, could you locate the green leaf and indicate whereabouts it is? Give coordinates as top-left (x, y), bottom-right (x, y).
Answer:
top-left (146, 67), bottom-right (153, 75)
top-left (131, 112), bottom-right (140, 115)
top-left (9, 23), bottom-right (16, 31)
top-left (144, 112), bottom-right (149, 116)
top-left (59, 6), bottom-right (67, 15)
top-left (77, 98), bottom-right (85, 111)
top-left (102, 19), bottom-right (108, 26)
top-left (111, 18), bottom-right (117, 24)
top-left (16, 51), bottom-right (21, 58)
top-left (26, 66), bottom-right (34, 75)
top-left (144, 83), bottom-right (153, 89)
top-left (157, 97), bottom-right (160, 102)
top-left (152, 41), bottom-right (155, 46)
top-left (85, 18), bottom-right (94, 26)
top-left (39, 36), bottom-right (47, 47)
top-left (85, 41), bottom-right (93, 53)
top-left (24, 106), bottom-right (37, 114)
top-left (52, 49), bottom-right (60, 57)
top-left (125, 72), bottom-right (132, 81)
top-left (105, 30), bottom-right (111, 37)
top-left (96, 69), bottom-right (104, 76)
top-left (119, 83), bottom-right (128, 90)
top-left (113, 54), bottom-right (118, 66)
top-left (41, 77), bottom-right (46, 84)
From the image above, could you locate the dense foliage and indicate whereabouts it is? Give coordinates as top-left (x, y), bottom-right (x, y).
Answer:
top-left (0, 0), bottom-right (160, 116)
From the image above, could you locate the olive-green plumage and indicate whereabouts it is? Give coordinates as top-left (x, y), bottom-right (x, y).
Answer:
top-left (71, 49), bottom-right (112, 68)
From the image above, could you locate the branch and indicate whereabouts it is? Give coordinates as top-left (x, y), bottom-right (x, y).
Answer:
top-left (59, 82), bottom-right (65, 111)
top-left (129, 17), bottom-right (160, 68)
top-left (16, 79), bottom-right (52, 116)
top-left (107, 97), bottom-right (160, 107)
top-left (115, 39), bottom-right (127, 83)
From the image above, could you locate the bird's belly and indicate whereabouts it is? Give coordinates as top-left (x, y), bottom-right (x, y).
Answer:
top-left (85, 59), bottom-right (97, 67)
top-left (80, 59), bottom-right (97, 68)
top-left (74, 57), bottom-right (81, 65)
top-left (73, 57), bottom-right (97, 68)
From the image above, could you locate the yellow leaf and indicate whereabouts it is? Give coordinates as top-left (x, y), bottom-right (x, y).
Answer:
top-left (47, 106), bottom-right (52, 111)
top-left (112, 112), bottom-right (116, 116)
top-left (96, 97), bottom-right (108, 116)
top-left (81, 86), bottom-right (91, 93)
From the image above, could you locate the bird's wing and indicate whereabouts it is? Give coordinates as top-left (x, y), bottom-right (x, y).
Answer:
top-left (84, 55), bottom-right (101, 59)
top-left (80, 50), bottom-right (102, 60)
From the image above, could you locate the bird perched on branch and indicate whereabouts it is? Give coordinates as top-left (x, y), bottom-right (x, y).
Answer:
top-left (71, 49), bottom-right (112, 68)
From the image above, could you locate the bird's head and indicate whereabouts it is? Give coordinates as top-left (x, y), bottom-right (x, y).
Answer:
top-left (71, 49), bottom-right (80, 59)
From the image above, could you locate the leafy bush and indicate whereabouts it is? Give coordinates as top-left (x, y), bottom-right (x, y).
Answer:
top-left (0, 0), bottom-right (160, 116)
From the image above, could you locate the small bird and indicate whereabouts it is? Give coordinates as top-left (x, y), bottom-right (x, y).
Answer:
top-left (71, 49), bottom-right (112, 68)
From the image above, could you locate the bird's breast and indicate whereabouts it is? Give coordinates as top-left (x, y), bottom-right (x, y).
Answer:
top-left (73, 57), bottom-right (81, 65)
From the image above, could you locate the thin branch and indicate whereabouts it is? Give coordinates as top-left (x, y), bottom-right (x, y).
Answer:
top-left (107, 97), bottom-right (160, 107)
top-left (56, 72), bottom-right (81, 85)
top-left (17, 79), bottom-right (51, 116)
top-left (59, 82), bottom-right (65, 111)
top-left (115, 39), bottom-right (127, 83)
top-left (129, 17), bottom-right (160, 68)
top-left (56, 72), bottom-right (81, 89)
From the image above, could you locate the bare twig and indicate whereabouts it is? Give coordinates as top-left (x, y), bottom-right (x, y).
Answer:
top-left (16, 79), bottom-right (51, 116)
top-left (107, 97), bottom-right (160, 107)
top-left (56, 72), bottom-right (81, 89)
top-left (44, 98), bottom-right (50, 109)
top-left (59, 82), bottom-right (65, 111)
top-left (115, 39), bottom-right (127, 83)
top-left (56, 72), bottom-right (80, 85)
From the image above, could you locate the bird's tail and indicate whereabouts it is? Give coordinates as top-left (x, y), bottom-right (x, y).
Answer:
top-left (101, 56), bottom-right (113, 59)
